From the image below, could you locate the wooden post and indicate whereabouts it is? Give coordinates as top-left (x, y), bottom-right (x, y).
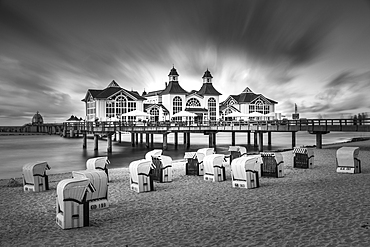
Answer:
top-left (140, 133), bottom-right (143, 143)
top-left (131, 132), bottom-right (135, 147)
top-left (213, 133), bottom-right (216, 147)
top-left (94, 134), bottom-right (99, 150)
top-left (247, 132), bottom-right (251, 145)
top-left (174, 132), bottom-right (178, 149)
top-left (163, 133), bottom-right (168, 150)
top-left (292, 132), bottom-right (296, 149)
top-left (183, 132), bottom-right (187, 145)
top-left (146, 133), bottom-right (149, 148)
top-left (150, 134), bottom-right (154, 147)
top-left (254, 132), bottom-right (258, 147)
top-left (118, 132), bottom-right (122, 143)
top-left (135, 133), bottom-right (139, 145)
top-left (187, 132), bottom-right (190, 148)
top-left (208, 133), bottom-right (213, 148)
top-left (268, 132), bottom-right (272, 146)
top-left (231, 132), bottom-right (236, 146)
top-left (259, 132), bottom-right (264, 152)
top-left (107, 134), bottom-right (112, 153)
top-left (83, 133), bottom-right (87, 149)
top-left (316, 132), bottom-right (322, 149)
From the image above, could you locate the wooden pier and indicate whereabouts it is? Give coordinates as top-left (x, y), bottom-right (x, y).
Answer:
top-left (63, 118), bottom-right (370, 153)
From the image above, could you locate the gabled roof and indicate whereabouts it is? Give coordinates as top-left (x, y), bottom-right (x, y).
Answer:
top-left (160, 81), bottom-right (188, 95)
top-left (219, 104), bottom-right (239, 112)
top-left (107, 80), bottom-right (120, 88)
top-left (144, 103), bottom-right (169, 113)
top-left (197, 83), bottom-right (221, 96)
top-left (227, 88), bottom-right (278, 104)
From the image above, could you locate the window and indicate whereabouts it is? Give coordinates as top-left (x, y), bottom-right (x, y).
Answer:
top-left (115, 96), bottom-right (127, 118)
top-left (208, 97), bottom-right (216, 121)
top-left (249, 99), bottom-right (270, 114)
top-left (106, 101), bottom-right (115, 118)
top-left (150, 107), bottom-right (159, 121)
top-left (186, 98), bottom-right (201, 108)
top-left (173, 96), bottom-right (182, 120)
top-left (87, 100), bottom-right (96, 121)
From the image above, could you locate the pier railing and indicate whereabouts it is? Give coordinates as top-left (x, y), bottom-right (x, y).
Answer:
top-left (64, 118), bottom-right (370, 134)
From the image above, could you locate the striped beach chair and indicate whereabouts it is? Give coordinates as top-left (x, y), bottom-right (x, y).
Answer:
top-left (56, 178), bottom-right (96, 229)
top-left (293, 147), bottom-right (314, 169)
top-left (231, 156), bottom-right (260, 189)
top-left (129, 159), bottom-right (154, 193)
top-left (86, 156), bottom-right (110, 180)
top-left (72, 170), bottom-right (109, 210)
top-left (336, 147), bottom-right (361, 174)
top-left (203, 154), bottom-right (226, 182)
top-left (260, 152), bottom-right (284, 178)
top-left (22, 161), bottom-right (50, 192)
top-left (196, 148), bottom-right (215, 176)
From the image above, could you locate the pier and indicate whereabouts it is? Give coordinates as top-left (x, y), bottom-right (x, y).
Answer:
top-left (62, 118), bottom-right (370, 153)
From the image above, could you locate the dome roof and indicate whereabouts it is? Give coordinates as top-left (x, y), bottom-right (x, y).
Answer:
top-left (32, 111), bottom-right (43, 125)
top-left (168, 66), bottom-right (179, 77)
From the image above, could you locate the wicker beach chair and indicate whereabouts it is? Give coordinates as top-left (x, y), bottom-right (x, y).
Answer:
top-left (292, 147), bottom-right (314, 169)
top-left (150, 155), bottom-right (173, 183)
top-left (22, 161), bottom-right (50, 192)
top-left (336, 147), bottom-right (361, 174)
top-left (145, 149), bottom-right (163, 161)
top-left (203, 154), bottom-right (227, 182)
top-left (228, 146), bottom-right (247, 165)
top-left (196, 148), bottom-right (215, 176)
top-left (72, 170), bottom-right (109, 210)
top-left (129, 159), bottom-right (154, 193)
top-left (184, 152), bottom-right (199, 175)
top-left (231, 156), bottom-right (260, 189)
top-left (260, 152), bottom-right (284, 178)
top-left (56, 178), bottom-right (96, 229)
top-left (86, 156), bottom-right (110, 180)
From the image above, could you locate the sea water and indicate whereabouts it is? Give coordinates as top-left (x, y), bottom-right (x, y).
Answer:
top-left (0, 131), bottom-right (368, 179)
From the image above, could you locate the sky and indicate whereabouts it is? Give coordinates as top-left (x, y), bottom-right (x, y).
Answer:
top-left (1, 0), bottom-right (370, 125)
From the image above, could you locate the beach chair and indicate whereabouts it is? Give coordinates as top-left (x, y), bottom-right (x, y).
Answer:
top-left (129, 159), bottom-right (154, 193)
top-left (56, 178), bottom-right (96, 229)
top-left (228, 146), bottom-right (247, 165)
top-left (150, 155), bottom-right (173, 183)
top-left (231, 156), bottom-right (260, 189)
top-left (86, 156), bottom-right (110, 180)
top-left (336, 147), bottom-right (361, 174)
top-left (260, 152), bottom-right (284, 178)
top-left (203, 154), bottom-right (226, 182)
top-left (292, 147), bottom-right (314, 169)
top-left (22, 161), bottom-right (50, 192)
top-left (145, 149), bottom-right (163, 161)
top-left (196, 148), bottom-right (215, 176)
top-left (72, 170), bottom-right (109, 210)
top-left (184, 152), bottom-right (199, 175)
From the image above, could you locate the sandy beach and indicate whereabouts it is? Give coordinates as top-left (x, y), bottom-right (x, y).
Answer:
top-left (1, 140), bottom-right (370, 247)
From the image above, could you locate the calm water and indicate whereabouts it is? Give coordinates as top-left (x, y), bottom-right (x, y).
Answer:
top-left (0, 131), bottom-right (369, 179)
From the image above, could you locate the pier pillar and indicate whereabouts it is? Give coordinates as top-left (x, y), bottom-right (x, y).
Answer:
top-left (208, 133), bottom-right (213, 148)
top-left (107, 134), bottom-right (112, 153)
top-left (83, 133), bottom-right (87, 149)
top-left (150, 134), bottom-right (154, 147)
top-left (231, 132), bottom-right (236, 146)
top-left (174, 132), bottom-right (178, 149)
top-left (247, 132), bottom-right (251, 145)
top-left (140, 133), bottom-right (143, 144)
top-left (268, 132), bottom-right (272, 146)
top-left (163, 133), bottom-right (168, 150)
top-left (146, 134), bottom-right (149, 148)
top-left (316, 133), bottom-right (322, 149)
top-left (119, 132), bottom-right (122, 143)
top-left (135, 133), bottom-right (139, 145)
top-left (213, 133), bottom-right (216, 147)
top-left (292, 132), bottom-right (296, 149)
top-left (254, 132), bottom-right (258, 147)
top-left (94, 135), bottom-right (99, 150)
top-left (183, 133), bottom-right (187, 145)
top-left (131, 133), bottom-right (135, 147)
top-left (186, 133), bottom-right (190, 148)
top-left (259, 132), bottom-right (264, 152)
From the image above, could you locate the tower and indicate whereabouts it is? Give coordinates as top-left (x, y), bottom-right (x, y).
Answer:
top-left (168, 66), bottom-right (179, 82)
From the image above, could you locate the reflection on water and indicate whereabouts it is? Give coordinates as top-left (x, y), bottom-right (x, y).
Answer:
top-left (0, 131), bottom-right (368, 179)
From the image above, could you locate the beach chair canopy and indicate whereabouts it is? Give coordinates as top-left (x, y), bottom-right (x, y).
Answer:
top-left (231, 156), bottom-right (260, 180)
top-left (72, 170), bottom-right (108, 201)
top-left (57, 178), bottom-right (96, 211)
top-left (203, 154), bottom-right (225, 173)
top-left (22, 161), bottom-right (50, 183)
top-left (145, 149), bottom-right (163, 160)
top-left (336, 147), bottom-right (360, 167)
top-left (129, 159), bottom-right (152, 182)
top-left (260, 152), bottom-right (284, 164)
top-left (86, 157), bottom-right (110, 170)
top-left (196, 148), bottom-right (214, 162)
top-left (228, 146), bottom-right (247, 155)
top-left (184, 152), bottom-right (197, 159)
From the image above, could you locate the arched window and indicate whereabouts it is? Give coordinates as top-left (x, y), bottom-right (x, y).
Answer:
top-left (208, 97), bottom-right (217, 121)
top-left (150, 107), bottom-right (159, 121)
top-left (173, 96), bottom-right (182, 114)
top-left (249, 99), bottom-right (270, 114)
top-left (186, 98), bottom-right (201, 108)
top-left (115, 96), bottom-right (127, 118)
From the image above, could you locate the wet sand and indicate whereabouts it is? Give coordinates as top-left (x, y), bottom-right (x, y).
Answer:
top-left (1, 140), bottom-right (370, 246)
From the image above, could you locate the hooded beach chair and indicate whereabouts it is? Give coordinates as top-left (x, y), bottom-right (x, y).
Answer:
top-left (336, 147), bottom-right (361, 173)
top-left (228, 146), bottom-right (247, 165)
top-left (203, 154), bottom-right (227, 182)
top-left (184, 152), bottom-right (199, 175)
top-left (196, 148), bottom-right (215, 176)
top-left (260, 152), bottom-right (284, 178)
top-left (56, 178), bottom-right (96, 229)
top-left (129, 159), bottom-right (154, 193)
top-left (86, 156), bottom-right (110, 180)
top-left (231, 156), bottom-right (260, 189)
top-left (72, 170), bottom-right (109, 210)
top-left (292, 147), bottom-right (314, 169)
top-left (22, 161), bottom-right (50, 192)
top-left (144, 149), bottom-right (163, 161)
top-left (150, 155), bottom-right (173, 183)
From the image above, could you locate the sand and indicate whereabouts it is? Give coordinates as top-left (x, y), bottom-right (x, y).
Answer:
top-left (1, 140), bottom-right (370, 247)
